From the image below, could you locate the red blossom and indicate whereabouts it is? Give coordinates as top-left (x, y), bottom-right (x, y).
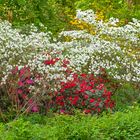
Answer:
top-left (62, 59), bottom-right (70, 67)
top-left (56, 96), bottom-right (64, 102)
top-left (103, 90), bottom-right (112, 97)
top-left (71, 96), bottom-right (79, 105)
top-left (22, 94), bottom-right (28, 99)
top-left (80, 81), bottom-right (87, 92)
top-left (59, 101), bottom-right (64, 106)
top-left (81, 101), bottom-right (85, 106)
top-left (89, 81), bottom-right (94, 87)
top-left (95, 102), bottom-right (100, 107)
top-left (109, 101), bottom-right (115, 108)
top-left (10, 63), bottom-right (114, 115)
top-left (89, 98), bottom-right (95, 103)
top-left (69, 96), bottom-right (73, 101)
top-left (80, 73), bottom-right (87, 78)
top-left (73, 73), bottom-right (78, 81)
top-left (63, 81), bottom-right (76, 89)
top-left (44, 58), bottom-right (59, 65)
top-left (90, 89), bottom-right (95, 93)
top-left (60, 88), bottom-right (65, 93)
top-left (84, 94), bottom-right (89, 99)
top-left (97, 108), bottom-right (101, 113)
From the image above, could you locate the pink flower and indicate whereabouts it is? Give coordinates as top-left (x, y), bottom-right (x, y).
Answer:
top-left (26, 79), bottom-right (34, 84)
top-left (18, 81), bottom-right (24, 86)
top-left (60, 109), bottom-right (65, 113)
top-left (96, 84), bottom-right (104, 90)
top-left (19, 68), bottom-right (26, 77)
top-left (32, 105), bottom-right (39, 112)
top-left (17, 89), bottom-right (23, 94)
top-left (84, 95), bottom-right (89, 99)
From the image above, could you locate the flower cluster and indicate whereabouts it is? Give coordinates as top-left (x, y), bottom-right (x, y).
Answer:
top-left (2, 65), bottom-right (38, 112)
top-left (51, 73), bottom-right (114, 114)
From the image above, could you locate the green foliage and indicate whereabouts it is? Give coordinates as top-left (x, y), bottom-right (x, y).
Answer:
top-left (0, 0), bottom-right (76, 35)
top-left (75, 0), bottom-right (140, 22)
top-left (113, 83), bottom-right (140, 111)
top-left (0, 106), bottom-right (140, 139)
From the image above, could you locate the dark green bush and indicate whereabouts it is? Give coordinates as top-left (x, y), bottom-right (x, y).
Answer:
top-left (0, 106), bottom-right (140, 140)
top-left (113, 83), bottom-right (140, 111)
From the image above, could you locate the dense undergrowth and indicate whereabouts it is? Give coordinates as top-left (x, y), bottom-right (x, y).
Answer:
top-left (0, 106), bottom-right (140, 140)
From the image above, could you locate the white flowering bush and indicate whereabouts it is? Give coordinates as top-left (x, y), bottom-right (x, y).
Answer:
top-left (0, 21), bottom-right (52, 84)
top-left (59, 9), bottom-right (140, 82)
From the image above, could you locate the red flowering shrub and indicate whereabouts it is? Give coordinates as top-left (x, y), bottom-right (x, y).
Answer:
top-left (0, 66), bottom-right (39, 114)
top-left (51, 73), bottom-right (114, 114)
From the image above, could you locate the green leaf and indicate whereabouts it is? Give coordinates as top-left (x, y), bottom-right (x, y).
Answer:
top-left (17, 0), bottom-right (26, 5)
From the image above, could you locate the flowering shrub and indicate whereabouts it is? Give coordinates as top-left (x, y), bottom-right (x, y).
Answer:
top-left (51, 73), bottom-right (114, 114)
top-left (59, 10), bottom-right (140, 82)
top-left (0, 65), bottom-right (39, 114)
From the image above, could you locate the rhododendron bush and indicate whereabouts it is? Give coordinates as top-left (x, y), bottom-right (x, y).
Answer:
top-left (0, 10), bottom-right (140, 115)
top-left (51, 73), bottom-right (114, 114)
